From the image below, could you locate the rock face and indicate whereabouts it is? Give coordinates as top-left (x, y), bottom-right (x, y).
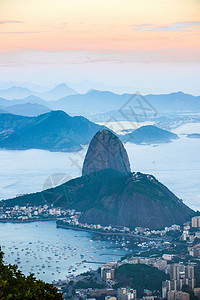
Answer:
top-left (82, 129), bottom-right (131, 176)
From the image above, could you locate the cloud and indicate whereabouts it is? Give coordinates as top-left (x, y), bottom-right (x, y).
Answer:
top-left (0, 20), bottom-right (24, 24)
top-left (41, 22), bottom-right (68, 30)
top-left (133, 22), bottom-right (200, 32)
top-left (0, 32), bottom-right (38, 35)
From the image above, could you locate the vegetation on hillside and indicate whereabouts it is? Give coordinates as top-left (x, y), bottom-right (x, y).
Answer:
top-left (114, 263), bottom-right (169, 297)
top-left (0, 247), bottom-right (62, 299)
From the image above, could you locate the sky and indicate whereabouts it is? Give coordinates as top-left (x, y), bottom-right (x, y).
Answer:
top-left (0, 0), bottom-right (200, 94)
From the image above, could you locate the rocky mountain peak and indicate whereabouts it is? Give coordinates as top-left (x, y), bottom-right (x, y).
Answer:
top-left (82, 129), bottom-right (131, 176)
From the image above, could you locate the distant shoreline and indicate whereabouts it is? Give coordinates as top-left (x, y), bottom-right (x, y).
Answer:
top-left (56, 223), bottom-right (160, 241)
top-left (56, 223), bottom-right (127, 236)
top-left (0, 218), bottom-right (59, 224)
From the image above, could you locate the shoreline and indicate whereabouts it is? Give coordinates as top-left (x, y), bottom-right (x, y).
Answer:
top-left (0, 218), bottom-right (59, 223)
top-left (56, 223), bottom-right (161, 241)
top-left (0, 219), bottom-right (163, 241)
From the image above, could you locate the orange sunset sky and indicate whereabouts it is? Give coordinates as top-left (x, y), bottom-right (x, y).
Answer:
top-left (0, 0), bottom-right (200, 94)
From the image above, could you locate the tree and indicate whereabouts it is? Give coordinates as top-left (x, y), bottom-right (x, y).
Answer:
top-left (0, 246), bottom-right (62, 299)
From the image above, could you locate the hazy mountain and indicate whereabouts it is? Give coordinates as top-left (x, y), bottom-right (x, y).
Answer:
top-left (3, 103), bottom-right (51, 117)
top-left (52, 90), bottom-right (129, 114)
top-left (187, 133), bottom-right (200, 139)
top-left (51, 90), bottom-right (200, 117)
top-left (41, 83), bottom-right (77, 100)
top-left (22, 95), bottom-right (48, 105)
top-left (0, 110), bottom-right (102, 152)
top-left (0, 97), bottom-right (14, 107)
top-left (1, 85), bottom-right (199, 117)
top-left (120, 125), bottom-right (179, 144)
top-left (0, 81), bottom-right (50, 93)
top-left (0, 95), bottom-right (49, 107)
top-left (0, 86), bottom-right (35, 100)
top-left (145, 91), bottom-right (200, 113)
top-left (0, 108), bottom-right (8, 114)
top-left (0, 96), bottom-right (31, 107)
top-left (65, 80), bottom-right (134, 94)
top-left (0, 83), bottom-right (77, 102)
top-left (0, 95), bottom-right (51, 116)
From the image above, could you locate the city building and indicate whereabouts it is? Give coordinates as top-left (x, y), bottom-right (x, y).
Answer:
top-left (101, 268), bottom-right (115, 282)
top-left (167, 291), bottom-right (190, 300)
top-left (194, 287), bottom-right (200, 299)
top-left (117, 288), bottom-right (137, 300)
top-left (192, 216), bottom-right (200, 228)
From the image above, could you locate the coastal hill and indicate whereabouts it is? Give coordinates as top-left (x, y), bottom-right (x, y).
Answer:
top-left (2, 129), bottom-right (194, 229)
top-left (120, 125), bottom-right (178, 144)
top-left (0, 110), bottom-right (102, 152)
top-left (187, 133), bottom-right (200, 139)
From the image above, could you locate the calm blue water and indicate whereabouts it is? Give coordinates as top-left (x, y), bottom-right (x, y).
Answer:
top-left (126, 134), bottom-right (200, 211)
top-left (0, 221), bottom-right (130, 283)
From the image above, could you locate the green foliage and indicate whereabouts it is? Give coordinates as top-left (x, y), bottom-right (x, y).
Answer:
top-left (79, 271), bottom-right (94, 276)
top-left (129, 243), bottom-right (188, 259)
top-left (74, 279), bottom-right (105, 289)
top-left (0, 247), bottom-right (62, 299)
top-left (115, 263), bottom-right (169, 297)
top-left (182, 284), bottom-right (198, 300)
top-left (165, 231), bottom-right (182, 239)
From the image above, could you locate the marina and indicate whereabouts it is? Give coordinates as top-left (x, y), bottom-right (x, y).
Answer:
top-left (0, 220), bottom-right (132, 283)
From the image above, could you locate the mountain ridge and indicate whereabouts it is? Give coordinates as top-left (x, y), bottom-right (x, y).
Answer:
top-left (0, 110), bottom-right (102, 152)
top-left (50, 90), bottom-right (200, 115)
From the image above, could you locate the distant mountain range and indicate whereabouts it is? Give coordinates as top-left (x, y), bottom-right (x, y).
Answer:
top-left (0, 95), bottom-right (48, 107)
top-left (0, 108), bottom-right (7, 114)
top-left (0, 103), bottom-right (51, 117)
top-left (0, 110), bottom-right (178, 151)
top-left (120, 125), bottom-right (178, 144)
top-left (0, 110), bottom-right (102, 152)
top-left (187, 133), bottom-right (200, 139)
top-left (49, 90), bottom-right (200, 116)
top-left (0, 85), bottom-right (200, 118)
top-left (40, 83), bottom-right (76, 100)
top-left (0, 83), bottom-right (77, 100)
top-left (51, 90), bottom-right (128, 114)
top-left (0, 86), bottom-right (34, 100)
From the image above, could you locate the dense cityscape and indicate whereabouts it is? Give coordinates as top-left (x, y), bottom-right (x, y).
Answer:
top-left (55, 215), bottom-right (200, 299)
top-left (1, 204), bottom-right (200, 299)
